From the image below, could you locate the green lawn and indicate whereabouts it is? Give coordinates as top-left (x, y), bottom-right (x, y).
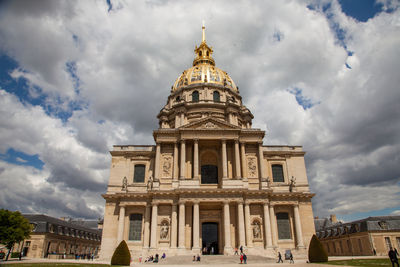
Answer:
top-left (323, 258), bottom-right (392, 266)
top-left (0, 264), bottom-right (111, 267)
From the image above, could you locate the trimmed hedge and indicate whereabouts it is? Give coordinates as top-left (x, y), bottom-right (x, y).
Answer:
top-left (111, 240), bottom-right (131, 266)
top-left (308, 234), bottom-right (328, 263)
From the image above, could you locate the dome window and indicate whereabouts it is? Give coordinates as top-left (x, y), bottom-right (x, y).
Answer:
top-left (213, 91), bottom-right (220, 102)
top-left (192, 91), bottom-right (199, 102)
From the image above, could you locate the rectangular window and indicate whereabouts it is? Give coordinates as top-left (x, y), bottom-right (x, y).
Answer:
top-left (397, 237), bottom-right (400, 250)
top-left (385, 237), bottom-right (392, 250)
top-left (358, 239), bottom-right (362, 252)
top-left (272, 164), bottom-right (284, 182)
top-left (333, 242), bottom-right (337, 253)
top-left (129, 214), bottom-right (143, 241)
top-left (133, 165), bottom-right (145, 183)
top-left (26, 241), bottom-right (31, 247)
top-left (339, 241), bottom-right (343, 254)
top-left (276, 213), bottom-right (291, 239)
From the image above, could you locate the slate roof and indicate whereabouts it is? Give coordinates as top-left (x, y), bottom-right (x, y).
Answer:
top-left (23, 214), bottom-right (102, 240)
top-left (315, 215), bottom-right (400, 239)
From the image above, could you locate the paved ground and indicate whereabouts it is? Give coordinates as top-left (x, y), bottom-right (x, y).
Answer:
top-left (0, 255), bottom-right (388, 267)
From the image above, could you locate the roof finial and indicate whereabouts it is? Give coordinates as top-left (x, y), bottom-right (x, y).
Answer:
top-left (202, 20), bottom-right (206, 43)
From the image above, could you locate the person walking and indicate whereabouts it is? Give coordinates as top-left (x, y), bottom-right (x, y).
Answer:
top-left (289, 252), bottom-right (294, 264)
top-left (389, 248), bottom-right (399, 267)
top-left (243, 253), bottom-right (247, 264)
top-left (234, 247), bottom-right (239, 255)
top-left (240, 253), bottom-right (243, 264)
top-left (240, 245), bottom-right (243, 254)
top-left (277, 252), bottom-right (283, 263)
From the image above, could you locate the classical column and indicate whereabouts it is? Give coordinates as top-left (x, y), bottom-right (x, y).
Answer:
top-left (170, 204), bottom-right (178, 248)
top-left (240, 142), bottom-right (247, 178)
top-left (180, 112), bottom-right (185, 126)
top-left (222, 140), bottom-right (228, 179)
top-left (234, 140), bottom-right (241, 179)
top-left (223, 201), bottom-right (232, 251)
top-left (117, 205), bottom-right (125, 244)
top-left (269, 205), bottom-right (278, 247)
top-left (193, 139), bottom-right (199, 179)
top-left (150, 203), bottom-right (158, 248)
top-left (237, 201), bottom-right (246, 247)
top-left (143, 204), bottom-right (151, 248)
top-left (258, 142), bottom-right (265, 179)
top-left (192, 202), bottom-right (200, 249)
top-left (180, 140), bottom-right (186, 179)
top-left (294, 205), bottom-right (305, 248)
top-left (155, 142), bottom-right (161, 180)
top-left (178, 201), bottom-right (186, 248)
top-left (244, 202), bottom-right (252, 247)
top-left (263, 203), bottom-right (273, 248)
top-left (173, 142), bottom-right (179, 180)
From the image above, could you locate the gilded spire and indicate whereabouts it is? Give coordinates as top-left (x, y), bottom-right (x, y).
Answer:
top-left (193, 22), bottom-right (215, 66)
top-left (202, 20), bottom-right (206, 43)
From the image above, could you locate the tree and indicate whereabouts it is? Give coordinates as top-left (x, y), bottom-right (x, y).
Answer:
top-left (308, 234), bottom-right (328, 263)
top-left (111, 240), bottom-right (131, 266)
top-left (0, 209), bottom-right (32, 261)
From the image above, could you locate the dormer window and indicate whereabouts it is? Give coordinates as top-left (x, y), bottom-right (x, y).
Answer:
top-left (378, 221), bottom-right (388, 230)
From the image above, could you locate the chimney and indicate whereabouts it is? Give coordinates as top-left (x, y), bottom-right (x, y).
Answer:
top-left (330, 214), bottom-right (337, 223)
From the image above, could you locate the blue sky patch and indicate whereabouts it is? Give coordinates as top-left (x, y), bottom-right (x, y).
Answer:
top-left (0, 148), bottom-right (44, 170)
top-left (338, 0), bottom-right (383, 22)
top-left (289, 88), bottom-right (319, 110)
top-left (339, 206), bottom-right (400, 222)
top-left (106, 0), bottom-right (113, 12)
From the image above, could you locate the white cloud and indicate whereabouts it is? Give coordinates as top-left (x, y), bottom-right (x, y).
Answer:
top-left (0, 0), bottom-right (399, 220)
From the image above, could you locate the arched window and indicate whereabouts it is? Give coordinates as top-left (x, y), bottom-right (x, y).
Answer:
top-left (199, 51), bottom-right (202, 56)
top-left (213, 91), bottom-right (220, 102)
top-left (192, 91), bottom-right (199, 102)
top-left (206, 51), bottom-right (209, 56)
top-left (134, 164), bottom-right (145, 183)
top-left (276, 212), bottom-right (291, 239)
top-left (129, 214), bottom-right (143, 241)
top-left (272, 164), bottom-right (284, 182)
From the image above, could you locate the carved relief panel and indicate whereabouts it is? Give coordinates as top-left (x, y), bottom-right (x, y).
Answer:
top-left (247, 156), bottom-right (258, 178)
top-left (162, 154), bottom-right (173, 178)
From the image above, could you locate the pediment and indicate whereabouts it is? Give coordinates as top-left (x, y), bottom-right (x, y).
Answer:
top-left (180, 117), bottom-right (241, 130)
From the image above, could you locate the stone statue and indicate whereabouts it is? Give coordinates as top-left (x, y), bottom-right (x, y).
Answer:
top-left (289, 176), bottom-right (296, 192)
top-left (122, 176), bottom-right (128, 192)
top-left (160, 222), bottom-right (169, 240)
top-left (253, 221), bottom-right (261, 239)
top-left (147, 176), bottom-right (153, 190)
top-left (266, 177), bottom-right (271, 187)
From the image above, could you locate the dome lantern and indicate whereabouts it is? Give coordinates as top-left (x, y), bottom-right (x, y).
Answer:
top-left (193, 23), bottom-right (215, 66)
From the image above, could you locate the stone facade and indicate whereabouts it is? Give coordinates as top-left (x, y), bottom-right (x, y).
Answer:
top-left (19, 214), bottom-right (101, 259)
top-left (315, 215), bottom-right (400, 256)
top-left (100, 26), bottom-right (315, 260)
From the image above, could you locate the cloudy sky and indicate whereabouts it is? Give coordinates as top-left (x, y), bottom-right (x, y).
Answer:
top-left (0, 0), bottom-right (399, 222)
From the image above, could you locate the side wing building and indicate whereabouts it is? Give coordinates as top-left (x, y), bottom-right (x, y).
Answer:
top-left (100, 26), bottom-right (315, 259)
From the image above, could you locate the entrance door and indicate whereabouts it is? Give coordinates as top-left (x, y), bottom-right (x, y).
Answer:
top-left (202, 222), bottom-right (219, 254)
top-left (201, 165), bottom-right (218, 184)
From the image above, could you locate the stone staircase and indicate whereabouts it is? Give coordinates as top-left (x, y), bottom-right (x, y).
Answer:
top-left (147, 254), bottom-right (275, 265)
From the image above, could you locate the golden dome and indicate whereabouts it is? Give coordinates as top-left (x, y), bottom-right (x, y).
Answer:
top-left (171, 25), bottom-right (238, 92)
